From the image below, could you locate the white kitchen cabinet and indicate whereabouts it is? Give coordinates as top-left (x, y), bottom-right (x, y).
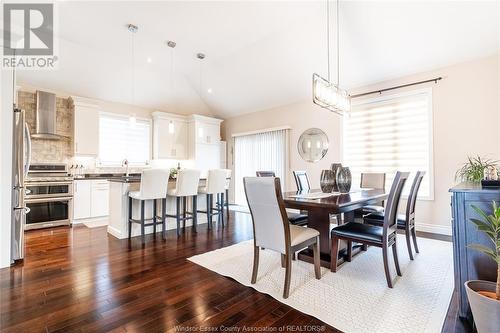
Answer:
top-left (152, 112), bottom-right (188, 159)
top-left (73, 180), bottom-right (91, 219)
top-left (71, 97), bottom-right (100, 156)
top-left (187, 115), bottom-right (223, 166)
top-left (90, 180), bottom-right (109, 217)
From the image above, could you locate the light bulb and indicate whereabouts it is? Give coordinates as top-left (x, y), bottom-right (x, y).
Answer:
top-left (168, 121), bottom-right (174, 134)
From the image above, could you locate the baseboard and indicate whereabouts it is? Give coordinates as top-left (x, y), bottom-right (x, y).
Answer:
top-left (416, 223), bottom-right (452, 236)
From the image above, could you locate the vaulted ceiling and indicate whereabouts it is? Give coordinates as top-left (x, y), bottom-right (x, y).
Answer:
top-left (12, 1), bottom-right (500, 118)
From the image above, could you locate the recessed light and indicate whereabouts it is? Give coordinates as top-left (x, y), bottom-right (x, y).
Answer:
top-left (147, 57), bottom-right (152, 63)
top-left (207, 88), bottom-right (213, 94)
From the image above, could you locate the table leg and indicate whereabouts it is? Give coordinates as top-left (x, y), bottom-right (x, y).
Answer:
top-left (297, 209), bottom-right (333, 268)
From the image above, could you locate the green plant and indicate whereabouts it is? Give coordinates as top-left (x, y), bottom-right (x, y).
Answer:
top-left (469, 201), bottom-right (500, 300)
top-left (455, 156), bottom-right (498, 183)
top-left (169, 168), bottom-right (178, 179)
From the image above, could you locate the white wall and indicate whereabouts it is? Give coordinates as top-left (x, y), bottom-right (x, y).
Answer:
top-left (0, 68), bottom-right (14, 268)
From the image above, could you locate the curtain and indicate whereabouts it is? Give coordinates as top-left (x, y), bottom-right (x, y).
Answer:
top-left (234, 129), bottom-right (289, 205)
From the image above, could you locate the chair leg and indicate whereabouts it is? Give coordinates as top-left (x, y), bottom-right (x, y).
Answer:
top-left (140, 200), bottom-right (145, 245)
top-left (128, 197), bottom-right (132, 240)
top-left (361, 244), bottom-right (368, 251)
top-left (192, 195), bottom-right (198, 233)
top-left (182, 197), bottom-right (187, 230)
top-left (283, 252), bottom-right (292, 299)
top-left (393, 239), bottom-right (402, 277)
top-left (313, 237), bottom-right (321, 279)
top-left (405, 228), bottom-right (414, 260)
top-left (411, 227), bottom-right (419, 253)
top-left (280, 254), bottom-right (286, 268)
top-left (153, 199), bottom-right (157, 236)
top-left (330, 236), bottom-right (339, 272)
top-left (176, 197), bottom-right (181, 236)
top-left (225, 188), bottom-right (229, 220)
top-left (382, 245), bottom-right (393, 288)
top-left (251, 245), bottom-right (259, 284)
top-left (220, 193), bottom-right (225, 228)
top-left (162, 198), bottom-right (166, 240)
top-left (206, 194), bottom-right (211, 230)
top-left (346, 241), bottom-right (353, 262)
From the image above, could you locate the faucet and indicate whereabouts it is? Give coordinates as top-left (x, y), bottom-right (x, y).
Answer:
top-left (122, 159), bottom-right (129, 177)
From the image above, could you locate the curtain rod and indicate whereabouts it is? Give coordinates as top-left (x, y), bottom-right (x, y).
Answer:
top-left (351, 77), bottom-right (442, 99)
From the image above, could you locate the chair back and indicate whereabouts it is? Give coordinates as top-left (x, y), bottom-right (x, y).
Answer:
top-left (224, 169), bottom-right (232, 189)
top-left (205, 169), bottom-right (227, 194)
top-left (244, 177), bottom-right (289, 254)
top-left (139, 168), bottom-right (170, 200)
top-left (293, 170), bottom-right (310, 191)
top-left (256, 171), bottom-right (275, 177)
top-left (175, 169), bottom-right (201, 196)
top-left (383, 171), bottom-right (409, 235)
top-left (360, 173), bottom-right (386, 190)
top-left (406, 171), bottom-right (426, 222)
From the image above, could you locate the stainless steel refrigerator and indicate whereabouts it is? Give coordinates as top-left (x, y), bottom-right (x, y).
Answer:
top-left (11, 105), bottom-right (32, 263)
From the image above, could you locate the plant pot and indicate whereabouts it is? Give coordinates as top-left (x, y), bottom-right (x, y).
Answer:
top-left (320, 170), bottom-right (336, 193)
top-left (465, 280), bottom-right (500, 333)
top-left (335, 166), bottom-right (352, 193)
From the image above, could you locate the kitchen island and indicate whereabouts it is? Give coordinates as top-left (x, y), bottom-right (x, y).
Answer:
top-left (449, 182), bottom-right (500, 324)
top-left (107, 177), bottom-right (217, 239)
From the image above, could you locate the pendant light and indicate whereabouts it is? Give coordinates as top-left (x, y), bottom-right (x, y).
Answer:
top-left (127, 23), bottom-right (138, 127)
top-left (312, 0), bottom-right (350, 115)
top-left (167, 40), bottom-right (176, 134)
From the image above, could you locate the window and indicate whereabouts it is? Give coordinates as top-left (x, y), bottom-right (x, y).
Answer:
top-left (98, 113), bottom-right (151, 166)
top-left (233, 128), bottom-right (289, 205)
top-left (343, 89), bottom-right (433, 199)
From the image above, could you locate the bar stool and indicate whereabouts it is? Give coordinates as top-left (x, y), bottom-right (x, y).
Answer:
top-left (166, 169), bottom-right (201, 236)
top-left (198, 169), bottom-right (227, 229)
top-left (128, 168), bottom-right (170, 245)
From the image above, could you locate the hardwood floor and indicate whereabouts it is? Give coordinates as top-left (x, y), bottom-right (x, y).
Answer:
top-left (0, 211), bottom-right (465, 333)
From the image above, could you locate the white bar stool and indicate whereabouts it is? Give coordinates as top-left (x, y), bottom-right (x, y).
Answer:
top-left (128, 168), bottom-right (170, 245)
top-left (166, 169), bottom-right (201, 236)
top-left (198, 169), bottom-right (227, 229)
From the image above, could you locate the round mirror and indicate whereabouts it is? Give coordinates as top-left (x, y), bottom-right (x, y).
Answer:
top-left (297, 128), bottom-right (329, 163)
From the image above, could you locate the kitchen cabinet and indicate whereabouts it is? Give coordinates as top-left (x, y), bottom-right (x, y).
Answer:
top-left (71, 97), bottom-right (99, 156)
top-left (152, 112), bottom-right (188, 159)
top-left (73, 179), bottom-right (109, 220)
top-left (187, 115), bottom-right (224, 170)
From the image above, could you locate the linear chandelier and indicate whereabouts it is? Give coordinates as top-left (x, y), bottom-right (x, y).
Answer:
top-left (313, 0), bottom-right (350, 115)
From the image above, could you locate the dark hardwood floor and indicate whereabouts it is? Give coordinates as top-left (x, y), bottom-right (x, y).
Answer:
top-left (0, 211), bottom-right (467, 333)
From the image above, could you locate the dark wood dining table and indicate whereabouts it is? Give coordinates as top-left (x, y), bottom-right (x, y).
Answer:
top-left (283, 188), bottom-right (388, 268)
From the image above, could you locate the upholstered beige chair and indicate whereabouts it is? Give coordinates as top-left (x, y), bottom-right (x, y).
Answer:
top-left (243, 177), bottom-right (321, 298)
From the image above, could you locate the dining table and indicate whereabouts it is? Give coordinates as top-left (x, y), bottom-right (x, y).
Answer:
top-left (283, 188), bottom-right (388, 268)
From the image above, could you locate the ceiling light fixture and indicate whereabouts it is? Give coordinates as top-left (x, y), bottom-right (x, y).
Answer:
top-left (127, 23), bottom-right (138, 122)
top-left (207, 88), bottom-right (213, 94)
top-left (168, 120), bottom-right (174, 134)
top-left (197, 52), bottom-right (206, 97)
top-left (166, 40), bottom-right (176, 100)
top-left (312, 0), bottom-right (350, 115)
top-left (147, 57), bottom-right (152, 63)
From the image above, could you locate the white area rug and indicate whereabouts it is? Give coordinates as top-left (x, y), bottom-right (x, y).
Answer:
top-left (188, 235), bottom-right (454, 333)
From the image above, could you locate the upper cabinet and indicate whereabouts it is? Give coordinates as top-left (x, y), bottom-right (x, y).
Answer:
top-left (188, 115), bottom-right (223, 146)
top-left (71, 97), bottom-right (99, 156)
top-left (152, 112), bottom-right (188, 160)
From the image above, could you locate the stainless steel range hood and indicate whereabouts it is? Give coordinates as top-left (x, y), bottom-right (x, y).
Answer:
top-left (31, 91), bottom-right (66, 140)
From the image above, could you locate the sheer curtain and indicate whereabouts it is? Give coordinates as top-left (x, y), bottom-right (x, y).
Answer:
top-left (234, 129), bottom-right (289, 205)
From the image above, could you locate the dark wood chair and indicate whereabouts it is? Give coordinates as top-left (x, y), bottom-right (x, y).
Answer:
top-left (330, 171), bottom-right (410, 288)
top-left (293, 170), bottom-right (311, 192)
top-left (364, 171), bottom-right (426, 260)
top-left (256, 171), bottom-right (307, 226)
top-left (243, 177), bottom-right (321, 298)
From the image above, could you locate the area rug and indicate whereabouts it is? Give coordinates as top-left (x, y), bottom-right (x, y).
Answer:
top-left (188, 235), bottom-right (454, 333)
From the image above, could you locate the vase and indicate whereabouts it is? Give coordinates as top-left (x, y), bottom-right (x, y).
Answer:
top-left (330, 163), bottom-right (342, 191)
top-left (320, 170), bottom-right (336, 193)
top-left (336, 166), bottom-right (352, 193)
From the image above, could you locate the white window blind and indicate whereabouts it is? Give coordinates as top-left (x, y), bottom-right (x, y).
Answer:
top-left (343, 89), bottom-right (433, 199)
top-left (234, 129), bottom-right (289, 205)
top-left (98, 113), bottom-right (151, 166)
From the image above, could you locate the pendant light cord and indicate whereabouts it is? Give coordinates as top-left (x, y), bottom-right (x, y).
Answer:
top-left (336, 0), bottom-right (340, 86)
top-left (131, 32), bottom-right (135, 105)
top-left (326, 0), bottom-right (330, 82)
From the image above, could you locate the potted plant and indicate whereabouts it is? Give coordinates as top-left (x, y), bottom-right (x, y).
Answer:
top-left (455, 155), bottom-right (498, 183)
top-left (465, 201), bottom-right (500, 333)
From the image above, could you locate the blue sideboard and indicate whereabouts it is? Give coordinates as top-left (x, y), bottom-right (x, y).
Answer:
top-left (449, 182), bottom-right (499, 322)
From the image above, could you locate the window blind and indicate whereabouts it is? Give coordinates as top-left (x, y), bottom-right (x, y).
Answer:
top-left (99, 113), bottom-right (151, 166)
top-left (234, 129), bottom-right (289, 205)
top-left (343, 89), bottom-right (433, 199)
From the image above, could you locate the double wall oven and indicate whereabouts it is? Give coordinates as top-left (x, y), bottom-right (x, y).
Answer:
top-left (25, 164), bottom-right (73, 230)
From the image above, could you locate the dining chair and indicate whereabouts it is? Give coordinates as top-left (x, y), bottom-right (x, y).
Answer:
top-left (364, 171), bottom-right (426, 260)
top-left (128, 168), bottom-right (170, 244)
top-left (293, 170), bottom-right (311, 192)
top-left (330, 171), bottom-right (409, 288)
top-left (198, 169), bottom-right (227, 229)
top-left (360, 172), bottom-right (386, 214)
top-left (243, 177), bottom-right (321, 298)
top-left (256, 171), bottom-right (308, 226)
top-left (166, 169), bottom-right (201, 236)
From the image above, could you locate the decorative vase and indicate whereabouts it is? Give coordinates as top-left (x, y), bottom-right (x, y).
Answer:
top-left (320, 170), bottom-right (336, 193)
top-left (336, 166), bottom-right (352, 193)
top-left (330, 163), bottom-right (342, 191)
